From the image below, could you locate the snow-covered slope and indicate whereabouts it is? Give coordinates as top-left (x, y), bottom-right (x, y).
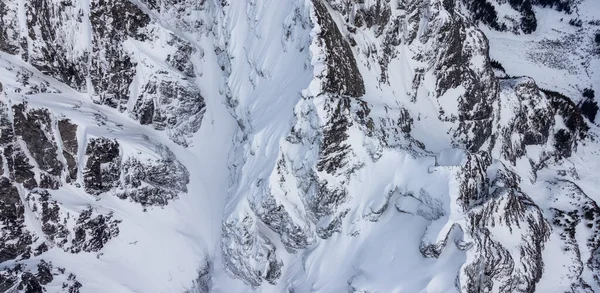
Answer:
top-left (0, 0), bottom-right (599, 292)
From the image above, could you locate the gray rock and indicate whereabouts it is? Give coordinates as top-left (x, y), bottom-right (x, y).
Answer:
top-left (455, 153), bottom-right (551, 293)
top-left (0, 177), bottom-right (33, 263)
top-left (185, 260), bottom-right (212, 293)
top-left (89, 0), bottom-right (150, 109)
top-left (70, 206), bottom-right (121, 253)
top-left (0, 0), bottom-right (21, 55)
top-left (131, 76), bottom-right (206, 146)
top-left (58, 119), bottom-right (78, 182)
top-left (0, 262), bottom-right (82, 293)
top-left (221, 215), bottom-right (283, 287)
top-left (25, 0), bottom-right (88, 91)
top-left (0, 102), bottom-right (37, 189)
top-left (83, 137), bottom-right (121, 195)
top-left (312, 0), bottom-right (365, 97)
top-left (118, 143), bottom-right (189, 207)
top-left (27, 190), bottom-right (69, 248)
top-left (12, 104), bottom-right (62, 177)
top-left (546, 179), bottom-right (600, 288)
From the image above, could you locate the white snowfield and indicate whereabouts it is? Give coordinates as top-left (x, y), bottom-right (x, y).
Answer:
top-left (0, 0), bottom-right (599, 292)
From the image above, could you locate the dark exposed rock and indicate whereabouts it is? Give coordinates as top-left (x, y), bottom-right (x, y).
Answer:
top-left (24, 190), bottom-right (122, 254)
top-left (375, 106), bottom-right (415, 149)
top-left (64, 277), bottom-right (83, 293)
top-left (118, 143), bottom-right (189, 207)
top-left (455, 151), bottom-right (492, 209)
top-left (462, 0), bottom-right (505, 31)
top-left (70, 206), bottom-right (121, 253)
top-left (455, 154), bottom-right (551, 293)
top-left (58, 119), bottom-right (78, 154)
top-left (1, 0), bottom-right (595, 291)
top-left (314, 178), bottom-right (348, 219)
top-left (316, 208), bottom-right (349, 239)
top-left (7, 145), bottom-right (38, 189)
top-left (0, 262), bottom-right (82, 293)
top-left (0, 0), bottom-right (205, 146)
top-left (432, 7), bottom-right (497, 151)
top-left (0, 102), bottom-right (37, 189)
top-left (317, 97), bottom-right (352, 175)
top-left (221, 215), bottom-right (283, 287)
top-left (17, 272), bottom-right (44, 293)
top-left (0, 177), bottom-right (33, 263)
top-left (89, 0), bottom-right (150, 110)
top-left (461, 0), bottom-right (574, 34)
top-left (34, 243), bottom-right (48, 256)
top-left (1, 101), bottom-right (188, 207)
top-left (27, 190), bottom-right (69, 248)
top-left (83, 137), bottom-right (121, 195)
top-left (491, 78), bottom-right (590, 165)
top-left (378, 16), bottom-right (402, 84)
top-left (580, 98), bottom-right (598, 123)
top-left (532, 88), bottom-right (590, 158)
top-left (58, 119), bottom-right (78, 182)
top-left (166, 35), bottom-right (197, 78)
top-left (0, 0), bottom-right (21, 55)
top-left (420, 223), bottom-right (459, 259)
top-left (543, 89), bottom-right (588, 137)
top-left (0, 102), bottom-right (67, 189)
top-left (13, 104), bottom-right (62, 177)
top-left (249, 177), bottom-right (315, 250)
top-left (554, 129), bottom-right (573, 157)
top-left (131, 76), bottom-right (206, 146)
top-left (313, 97), bottom-right (370, 219)
top-left (329, 0), bottom-right (392, 37)
top-left (24, 0), bottom-right (87, 90)
top-left (510, 91), bottom-right (551, 144)
top-left (312, 0), bottom-right (365, 97)
top-left (36, 260), bottom-right (53, 285)
top-left (495, 78), bottom-right (555, 163)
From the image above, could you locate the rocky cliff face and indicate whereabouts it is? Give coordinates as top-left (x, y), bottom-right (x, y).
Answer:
top-left (0, 59), bottom-right (190, 291)
top-left (0, 0), bottom-right (206, 146)
top-left (219, 0), bottom-right (600, 291)
top-left (0, 0), bottom-right (599, 292)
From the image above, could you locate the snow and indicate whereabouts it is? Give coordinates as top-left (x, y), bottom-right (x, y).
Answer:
top-left (1, 0), bottom-right (600, 292)
top-left (482, 4), bottom-right (600, 102)
top-left (0, 25), bottom-right (241, 291)
top-left (436, 149), bottom-right (467, 167)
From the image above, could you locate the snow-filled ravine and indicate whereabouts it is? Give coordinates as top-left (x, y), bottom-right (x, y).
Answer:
top-left (0, 0), bottom-right (599, 292)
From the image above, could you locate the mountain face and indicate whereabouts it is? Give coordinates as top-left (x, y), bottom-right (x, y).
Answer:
top-left (0, 0), bottom-right (599, 292)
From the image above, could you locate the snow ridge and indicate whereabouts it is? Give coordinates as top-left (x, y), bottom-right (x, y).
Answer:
top-left (0, 0), bottom-right (599, 292)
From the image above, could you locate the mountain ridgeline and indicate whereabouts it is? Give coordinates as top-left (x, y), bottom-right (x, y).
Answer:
top-left (0, 0), bottom-right (598, 292)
